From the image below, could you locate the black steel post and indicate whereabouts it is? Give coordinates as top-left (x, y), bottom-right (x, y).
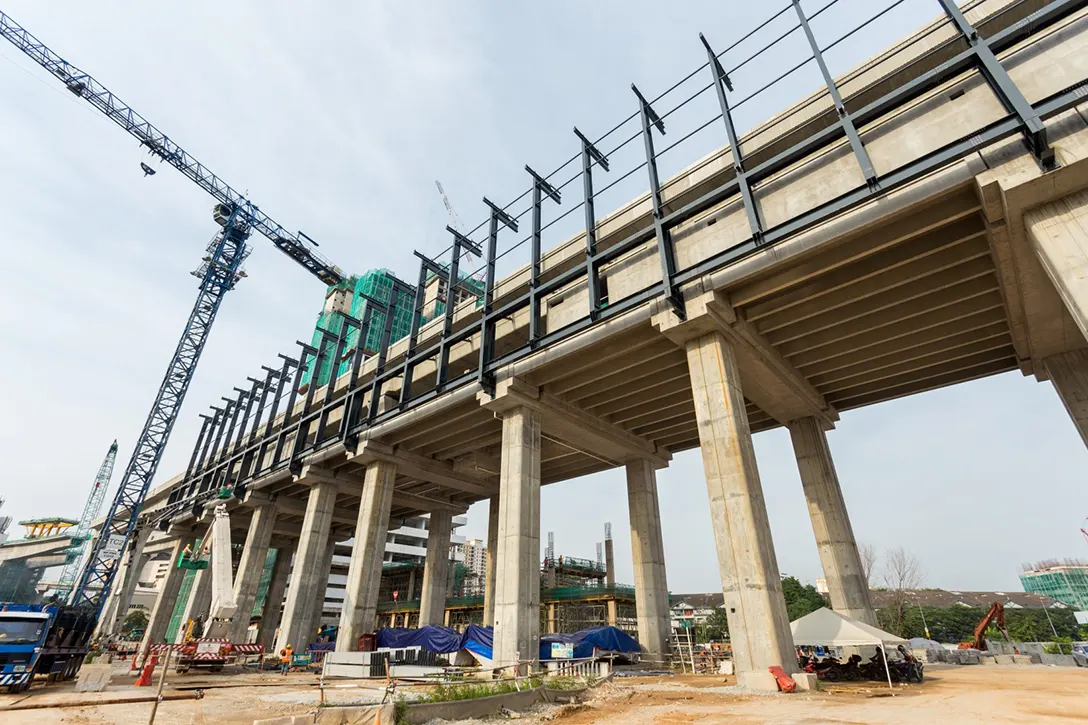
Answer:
top-left (201, 400), bottom-right (233, 492)
top-left (399, 252), bottom-right (445, 408)
top-left (342, 305), bottom-right (378, 442)
top-left (525, 165), bottom-right (561, 346)
top-left (184, 414), bottom-right (213, 481)
top-left (477, 198), bottom-right (519, 392)
top-left (791, 0), bottom-right (879, 187)
top-left (249, 366), bottom-right (280, 445)
top-left (218, 390), bottom-right (247, 464)
top-left (436, 227), bottom-right (482, 390)
top-left (255, 355), bottom-right (295, 474)
top-left (700, 33), bottom-right (765, 243)
top-left (368, 282), bottom-right (411, 422)
top-left (289, 333), bottom-right (335, 471)
top-left (936, 0), bottom-right (1054, 168)
top-left (633, 84), bottom-right (684, 318)
top-left (316, 317), bottom-right (352, 437)
top-left (271, 343), bottom-right (312, 467)
top-left (575, 127), bottom-right (609, 319)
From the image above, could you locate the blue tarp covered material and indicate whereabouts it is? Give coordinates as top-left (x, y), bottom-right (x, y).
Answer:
top-left (540, 626), bottom-right (641, 660)
top-left (376, 624), bottom-right (636, 662)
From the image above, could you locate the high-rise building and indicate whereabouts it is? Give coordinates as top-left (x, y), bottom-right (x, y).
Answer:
top-left (455, 538), bottom-right (487, 579)
top-left (1020, 559), bottom-right (1088, 611)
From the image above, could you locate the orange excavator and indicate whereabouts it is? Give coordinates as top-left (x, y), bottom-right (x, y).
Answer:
top-left (958, 602), bottom-right (1015, 651)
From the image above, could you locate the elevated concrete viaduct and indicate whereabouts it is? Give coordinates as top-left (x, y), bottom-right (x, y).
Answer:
top-left (108, 0), bottom-right (1088, 690)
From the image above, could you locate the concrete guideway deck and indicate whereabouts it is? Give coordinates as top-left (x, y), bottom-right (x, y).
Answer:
top-left (111, 0), bottom-right (1088, 689)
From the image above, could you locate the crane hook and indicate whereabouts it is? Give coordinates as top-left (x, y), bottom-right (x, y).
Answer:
top-left (140, 162), bottom-right (157, 177)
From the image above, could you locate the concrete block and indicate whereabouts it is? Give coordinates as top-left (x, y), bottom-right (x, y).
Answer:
top-left (74, 664), bottom-right (112, 693)
top-left (979, 655), bottom-right (998, 665)
top-left (738, 670), bottom-right (781, 692)
top-left (253, 716), bottom-right (314, 725)
top-left (315, 704), bottom-right (395, 724)
top-left (1040, 654), bottom-right (1077, 666)
top-left (793, 672), bottom-right (819, 691)
top-left (1011, 655), bottom-right (1035, 665)
top-left (994, 655), bottom-right (1015, 664)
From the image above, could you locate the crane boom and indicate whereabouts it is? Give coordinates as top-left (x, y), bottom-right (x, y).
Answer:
top-left (0, 10), bottom-right (342, 286)
top-left (54, 440), bottom-right (119, 598)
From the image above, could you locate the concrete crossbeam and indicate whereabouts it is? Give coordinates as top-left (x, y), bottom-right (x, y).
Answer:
top-left (337, 459), bottom-right (397, 651)
top-left (478, 378), bottom-right (669, 468)
top-left (626, 459), bottom-right (670, 658)
top-left (1044, 350), bottom-right (1088, 447)
top-left (1025, 189), bottom-right (1088, 342)
top-left (787, 417), bottom-right (877, 626)
top-left (492, 405), bottom-right (542, 672)
top-left (419, 509), bottom-right (453, 626)
top-left (275, 479), bottom-right (336, 652)
top-left (350, 439), bottom-right (497, 497)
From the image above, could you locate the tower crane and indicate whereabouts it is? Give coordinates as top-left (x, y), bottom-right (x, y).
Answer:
top-left (53, 441), bottom-right (119, 599)
top-left (0, 10), bottom-right (344, 615)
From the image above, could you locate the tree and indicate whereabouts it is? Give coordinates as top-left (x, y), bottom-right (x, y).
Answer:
top-left (878, 547), bottom-right (923, 637)
top-left (859, 542), bottom-right (878, 586)
top-left (704, 607), bottom-right (729, 641)
top-left (781, 576), bottom-right (827, 620)
top-left (122, 607), bottom-right (149, 632)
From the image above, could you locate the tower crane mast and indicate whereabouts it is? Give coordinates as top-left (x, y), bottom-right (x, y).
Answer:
top-left (54, 441), bottom-right (119, 599)
top-left (0, 10), bottom-right (344, 615)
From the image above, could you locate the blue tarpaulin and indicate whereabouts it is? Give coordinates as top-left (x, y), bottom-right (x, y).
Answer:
top-left (376, 624), bottom-right (637, 662)
top-left (540, 626), bottom-right (641, 660)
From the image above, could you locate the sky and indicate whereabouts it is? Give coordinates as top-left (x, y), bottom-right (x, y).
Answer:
top-left (0, 0), bottom-right (1085, 596)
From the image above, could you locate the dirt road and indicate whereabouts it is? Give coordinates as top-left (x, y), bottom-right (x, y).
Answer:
top-left (0, 664), bottom-right (1084, 724)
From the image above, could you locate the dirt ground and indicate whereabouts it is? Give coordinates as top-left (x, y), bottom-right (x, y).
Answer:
top-left (0, 663), bottom-right (1086, 724)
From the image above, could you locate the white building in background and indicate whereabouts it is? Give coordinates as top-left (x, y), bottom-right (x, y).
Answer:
top-left (320, 514), bottom-right (467, 624)
top-left (455, 538), bottom-right (487, 579)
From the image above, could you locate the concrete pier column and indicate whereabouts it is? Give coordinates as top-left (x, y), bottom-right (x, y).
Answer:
top-left (1025, 189), bottom-right (1088, 340)
top-left (483, 496), bottom-right (500, 626)
top-left (625, 459), bottom-right (671, 659)
top-left (258, 545), bottom-right (293, 651)
top-left (309, 537), bottom-right (337, 633)
top-left (175, 566), bottom-right (212, 643)
top-left (337, 460), bottom-right (396, 651)
top-left (139, 537), bottom-right (192, 654)
top-left (228, 504), bottom-right (277, 642)
top-left (276, 480), bottom-right (337, 652)
top-left (1043, 351), bottom-right (1088, 447)
top-left (787, 416), bottom-right (877, 625)
top-left (99, 523), bottom-right (153, 636)
top-left (492, 406), bottom-right (542, 672)
top-left (408, 567), bottom-right (417, 601)
top-left (686, 331), bottom-right (796, 690)
top-left (419, 510), bottom-right (453, 626)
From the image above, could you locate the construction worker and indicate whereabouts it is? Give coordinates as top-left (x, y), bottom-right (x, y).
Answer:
top-left (279, 644), bottom-right (293, 675)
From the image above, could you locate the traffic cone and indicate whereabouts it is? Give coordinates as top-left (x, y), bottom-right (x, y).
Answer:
top-left (135, 655), bottom-right (158, 686)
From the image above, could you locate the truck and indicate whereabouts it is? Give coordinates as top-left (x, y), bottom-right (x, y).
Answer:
top-left (0, 603), bottom-right (96, 692)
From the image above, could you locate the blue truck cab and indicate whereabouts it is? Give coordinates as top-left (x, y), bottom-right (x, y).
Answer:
top-left (0, 604), bottom-right (95, 692)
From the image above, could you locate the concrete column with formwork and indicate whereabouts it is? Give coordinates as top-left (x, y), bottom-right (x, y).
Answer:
top-left (419, 510), bottom-right (454, 626)
top-left (1024, 189), bottom-right (1088, 342)
top-left (258, 544), bottom-right (293, 651)
top-left (309, 536), bottom-right (338, 633)
top-left (336, 459), bottom-right (397, 651)
top-left (492, 405), bottom-right (542, 673)
top-left (1043, 350), bottom-right (1088, 447)
top-left (625, 458), bottom-right (671, 659)
top-left (787, 416), bottom-right (877, 626)
top-left (99, 523), bottom-right (153, 636)
top-left (275, 479), bottom-right (337, 652)
top-left (139, 536), bottom-right (192, 653)
top-left (685, 330), bottom-right (797, 690)
top-left (174, 564), bottom-right (213, 643)
top-left (483, 495), bottom-right (500, 626)
top-left (228, 503), bottom-right (278, 643)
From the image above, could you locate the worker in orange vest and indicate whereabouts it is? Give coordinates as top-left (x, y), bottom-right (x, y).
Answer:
top-left (279, 644), bottom-right (293, 675)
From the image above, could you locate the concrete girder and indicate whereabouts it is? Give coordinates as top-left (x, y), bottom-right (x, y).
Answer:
top-left (775, 279), bottom-right (1001, 359)
top-left (763, 257), bottom-right (998, 347)
top-left (348, 440), bottom-right (498, 498)
top-left (565, 358), bottom-right (689, 410)
top-left (616, 398), bottom-right (696, 432)
top-left (478, 377), bottom-right (670, 468)
top-left (589, 377), bottom-right (695, 421)
top-left (743, 214), bottom-right (987, 323)
top-left (830, 355), bottom-right (1016, 411)
top-left (543, 340), bottom-right (681, 398)
top-left (653, 288), bottom-right (836, 428)
top-left (525, 326), bottom-right (665, 388)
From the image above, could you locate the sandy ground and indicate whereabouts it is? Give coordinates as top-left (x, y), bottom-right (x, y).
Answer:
top-left (0, 663), bottom-right (1086, 724)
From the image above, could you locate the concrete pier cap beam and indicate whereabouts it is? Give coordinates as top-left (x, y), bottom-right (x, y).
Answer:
top-left (653, 292), bottom-right (798, 691)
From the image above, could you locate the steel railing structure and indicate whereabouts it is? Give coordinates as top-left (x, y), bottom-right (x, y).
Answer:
top-left (162, 0), bottom-right (1088, 523)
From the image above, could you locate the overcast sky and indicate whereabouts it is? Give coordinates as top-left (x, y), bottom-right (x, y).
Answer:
top-left (1, 0), bottom-right (1084, 596)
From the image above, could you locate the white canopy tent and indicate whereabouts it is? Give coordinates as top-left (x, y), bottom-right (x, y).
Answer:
top-left (790, 608), bottom-right (908, 689)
